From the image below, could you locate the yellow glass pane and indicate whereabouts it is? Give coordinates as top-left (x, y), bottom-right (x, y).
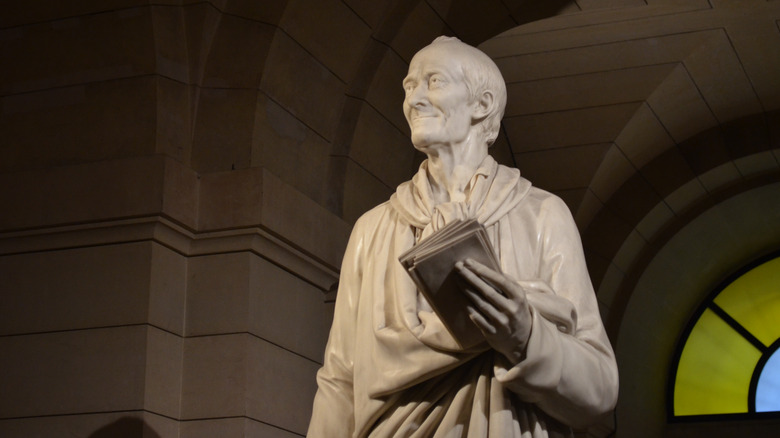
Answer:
top-left (674, 308), bottom-right (762, 416)
top-left (714, 257), bottom-right (780, 347)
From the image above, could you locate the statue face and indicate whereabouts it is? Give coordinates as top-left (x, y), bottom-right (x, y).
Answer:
top-left (402, 45), bottom-right (475, 152)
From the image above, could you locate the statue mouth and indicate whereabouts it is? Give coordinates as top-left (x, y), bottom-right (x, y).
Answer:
top-left (411, 114), bottom-right (436, 122)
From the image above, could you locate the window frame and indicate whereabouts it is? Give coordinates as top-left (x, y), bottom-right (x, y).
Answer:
top-left (667, 250), bottom-right (780, 423)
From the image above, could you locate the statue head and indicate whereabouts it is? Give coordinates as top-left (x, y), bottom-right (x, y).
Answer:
top-left (403, 36), bottom-right (507, 149)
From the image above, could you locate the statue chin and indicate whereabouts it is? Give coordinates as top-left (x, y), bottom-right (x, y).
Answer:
top-left (409, 132), bottom-right (435, 153)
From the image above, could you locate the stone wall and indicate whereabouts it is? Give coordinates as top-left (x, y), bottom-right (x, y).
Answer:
top-left (0, 154), bottom-right (348, 436)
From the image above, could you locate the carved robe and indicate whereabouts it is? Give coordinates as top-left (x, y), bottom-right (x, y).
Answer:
top-left (308, 156), bottom-right (618, 437)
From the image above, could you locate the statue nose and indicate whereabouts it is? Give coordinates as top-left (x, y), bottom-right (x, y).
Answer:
top-left (406, 83), bottom-right (428, 107)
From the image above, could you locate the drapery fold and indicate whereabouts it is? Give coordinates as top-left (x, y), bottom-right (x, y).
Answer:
top-left (308, 157), bottom-right (618, 438)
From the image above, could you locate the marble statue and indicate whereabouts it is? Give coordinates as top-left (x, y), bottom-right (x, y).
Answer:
top-left (308, 36), bottom-right (618, 437)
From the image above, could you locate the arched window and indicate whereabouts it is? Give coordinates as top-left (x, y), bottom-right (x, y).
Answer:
top-left (670, 253), bottom-right (780, 420)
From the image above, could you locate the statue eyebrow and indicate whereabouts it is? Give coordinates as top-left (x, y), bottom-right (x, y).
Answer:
top-left (425, 68), bottom-right (451, 81)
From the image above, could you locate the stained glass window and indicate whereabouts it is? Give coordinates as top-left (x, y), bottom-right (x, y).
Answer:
top-left (671, 254), bottom-right (780, 419)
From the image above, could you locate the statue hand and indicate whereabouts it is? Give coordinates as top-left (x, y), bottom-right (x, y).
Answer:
top-left (455, 258), bottom-right (532, 364)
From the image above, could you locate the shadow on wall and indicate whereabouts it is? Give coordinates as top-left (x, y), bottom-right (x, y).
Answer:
top-left (88, 417), bottom-right (160, 438)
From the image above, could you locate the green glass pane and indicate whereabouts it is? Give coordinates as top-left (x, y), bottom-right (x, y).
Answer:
top-left (674, 308), bottom-right (762, 416)
top-left (714, 257), bottom-right (780, 347)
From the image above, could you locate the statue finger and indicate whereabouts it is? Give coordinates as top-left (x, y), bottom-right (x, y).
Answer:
top-left (463, 258), bottom-right (520, 296)
top-left (463, 287), bottom-right (509, 327)
top-left (467, 306), bottom-right (496, 335)
top-left (456, 261), bottom-right (514, 312)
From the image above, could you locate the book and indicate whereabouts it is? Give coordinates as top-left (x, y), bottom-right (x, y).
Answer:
top-left (399, 219), bottom-right (501, 348)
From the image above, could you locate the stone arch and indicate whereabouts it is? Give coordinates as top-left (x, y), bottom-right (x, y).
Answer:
top-left (595, 110), bottom-right (780, 336)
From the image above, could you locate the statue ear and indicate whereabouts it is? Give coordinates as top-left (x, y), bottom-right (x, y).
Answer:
top-left (472, 90), bottom-right (493, 121)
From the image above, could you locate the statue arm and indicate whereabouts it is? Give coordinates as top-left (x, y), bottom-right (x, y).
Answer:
top-left (493, 196), bottom-right (619, 429)
top-left (307, 222), bottom-right (366, 437)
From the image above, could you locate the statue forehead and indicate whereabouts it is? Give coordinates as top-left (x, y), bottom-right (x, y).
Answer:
top-left (410, 42), bottom-right (473, 69)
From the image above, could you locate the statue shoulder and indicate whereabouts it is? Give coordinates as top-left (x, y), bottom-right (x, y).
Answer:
top-left (517, 184), bottom-right (577, 224)
top-left (349, 201), bottom-right (394, 239)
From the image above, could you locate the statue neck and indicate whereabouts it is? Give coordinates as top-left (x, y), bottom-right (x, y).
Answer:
top-left (424, 142), bottom-right (488, 205)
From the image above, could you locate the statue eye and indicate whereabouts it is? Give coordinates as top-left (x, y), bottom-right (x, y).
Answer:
top-left (428, 75), bottom-right (444, 89)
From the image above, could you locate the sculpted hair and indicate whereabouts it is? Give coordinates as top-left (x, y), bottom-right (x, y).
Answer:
top-left (427, 36), bottom-right (507, 146)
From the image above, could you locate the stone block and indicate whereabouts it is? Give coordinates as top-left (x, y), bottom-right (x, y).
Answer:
top-left (143, 412), bottom-right (180, 438)
top-left (0, 242), bottom-right (152, 335)
top-left (505, 64), bottom-right (674, 117)
top-left (664, 178), bottom-right (707, 214)
top-left (606, 174), bottom-right (663, 225)
top-left (187, 243), bottom-right (328, 361)
top-left (426, 0), bottom-right (516, 45)
top-left (201, 14), bottom-right (274, 89)
top-left (149, 243), bottom-right (188, 335)
top-left (181, 334), bottom-right (247, 419)
top-left (503, 102), bottom-right (641, 151)
top-left (647, 64), bottom-right (718, 144)
top-left (582, 207), bottom-right (634, 262)
top-left (0, 155), bottom-right (166, 230)
top-left (280, 0), bottom-right (371, 82)
top-left (722, 114), bottom-right (772, 159)
top-left (697, 161), bottom-right (741, 192)
top-left (734, 150), bottom-right (780, 177)
top-left (635, 201), bottom-right (674, 240)
top-left (492, 31), bottom-right (711, 83)
top-left (180, 2), bottom-right (222, 83)
top-left (247, 337), bottom-right (320, 435)
top-left (197, 167), bottom-right (263, 230)
top-left (261, 30), bottom-right (346, 141)
top-left (390, 1), bottom-right (449, 63)
top-left (517, 143), bottom-right (610, 191)
top-left (584, 250), bottom-right (611, 293)
top-left (186, 252), bottom-right (251, 336)
top-left (724, 20), bottom-right (780, 111)
top-left (180, 418), bottom-right (246, 438)
top-left (150, 5), bottom-right (189, 83)
top-left (259, 169), bottom-right (351, 269)
top-left (639, 146), bottom-right (696, 198)
top-left (0, 1), bottom-right (149, 28)
top-left (365, 49), bottom-right (410, 133)
top-left (155, 76), bottom-right (193, 164)
top-left (484, 3), bottom-right (708, 55)
top-left (0, 6), bottom-right (155, 95)
top-left (574, 189), bottom-right (604, 230)
top-left (596, 262), bottom-right (627, 314)
top-left (1, 77), bottom-right (157, 172)
top-left (350, 103), bottom-right (416, 188)
top-left (615, 103), bottom-right (676, 169)
top-left (180, 417), bottom-right (302, 438)
top-left (196, 165), bottom-right (348, 271)
top-left (252, 93), bottom-right (332, 207)
top-left (224, 0), bottom-right (287, 25)
top-left (577, 0), bottom-right (645, 9)
top-left (190, 87), bottom-right (256, 173)
top-left (343, 0), bottom-right (393, 30)
top-left (683, 30), bottom-right (763, 123)
top-left (0, 326), bottom-right (147, 418)
top-left (0, 411), bottom-right (170, 438)
top-left (589, 144), bottom-right (636, 202)
top-left (161, 156), bottom-right (200, 230)
top-left (678, 127), bottom-right (730, 175)
top-left (245, 419), bottom-right (304, 438)
top-left (613, 229), bottom-right (647, 273)
top-left (144, 327), bottom-right (184, 418)
top-left (250, 257), bottom-right (330, 361)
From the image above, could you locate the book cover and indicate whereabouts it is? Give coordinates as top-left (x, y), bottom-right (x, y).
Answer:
top-left (399, 219), bottom-right (500, 348)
